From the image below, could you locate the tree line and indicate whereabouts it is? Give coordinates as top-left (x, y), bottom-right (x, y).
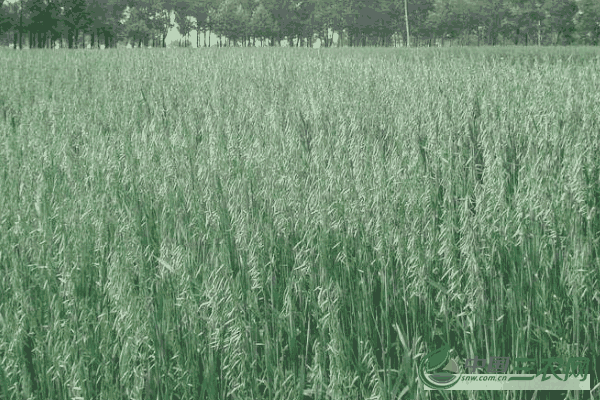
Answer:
top-left (0, 0), bottom-right (599, 49)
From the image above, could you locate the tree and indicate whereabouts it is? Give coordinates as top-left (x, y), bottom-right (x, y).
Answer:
top-left (4, 0), bottom-right (600, 49)
top-left (293, 0), bottom-right (317, 46)
top-left (403, 0), bottom-right (435, 45)
top-left (87, 0), bottom-right (107, 47)
top-left (313, 0), bottom-right (343, 46)
top-left (427, 0), bottom-right (472, 44)
top-left (125, 5), bottom-right (151, 46)
top-left (101, 0), bottom-right (127, 47)
top-left (261, 0), bottom-right (296, 45)
top-left (212, 0), bottom-right (250, 45)
top-left (0, 0), bottom-right (15, 44)
top-left (62, 0), bottom-right (90, 47)
top-left (189, 0), bottom-right (209, 46)
top-left (250, 1), bottom-right (274, 45)
top-left (543, 0), bottom-right (578, 44)
top-left (153, 0), bottom-right (174, 47)
top-left (120, 0), bottom-right (171, 47)
top-left (174, 0), bottom-right (193, 45)
top-left (505, 0), bottom-right (545, 45)
top-left (574, 0), bottom-right (600, 44)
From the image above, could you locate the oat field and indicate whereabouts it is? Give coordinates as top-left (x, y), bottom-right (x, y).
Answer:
top-left (0, 47), bottom-right (599, 400)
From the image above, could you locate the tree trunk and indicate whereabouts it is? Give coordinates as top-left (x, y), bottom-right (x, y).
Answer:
top-left (18, 7), bottom-right (22, 49)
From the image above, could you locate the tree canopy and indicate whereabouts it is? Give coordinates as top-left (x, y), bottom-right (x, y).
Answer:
top-left (0, 0), bottom-right (598, 47)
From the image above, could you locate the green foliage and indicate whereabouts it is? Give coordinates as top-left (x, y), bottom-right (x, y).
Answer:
top-left (0, 47), bottom-right (599, 400)
top-left (0, 2), bottom-right (11, 36)
top-left (125, 6), bottom-right (151, 44)
top-left (574, 0), bottom-right (600, 45)
top-left (250, 2), bottom-right (275, 41)
top-left (2, 0), bottom-right (600, 47)
top-left (174, 6), bottom-right (193, 44)
top-left (212, 0), bottom-right (249, 44)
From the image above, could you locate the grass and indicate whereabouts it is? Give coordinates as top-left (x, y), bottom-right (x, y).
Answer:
top-left (0, 46), bottom-right (599, 400)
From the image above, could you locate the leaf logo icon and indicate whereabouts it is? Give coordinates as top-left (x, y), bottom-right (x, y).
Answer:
top-left (425, 344), bottom-right (451, 371)
top-left (418, 345), bottom-right (462, 390)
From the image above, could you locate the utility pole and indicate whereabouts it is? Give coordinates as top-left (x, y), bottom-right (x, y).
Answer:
top-left (404, 0), bottom-right (410, 47)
